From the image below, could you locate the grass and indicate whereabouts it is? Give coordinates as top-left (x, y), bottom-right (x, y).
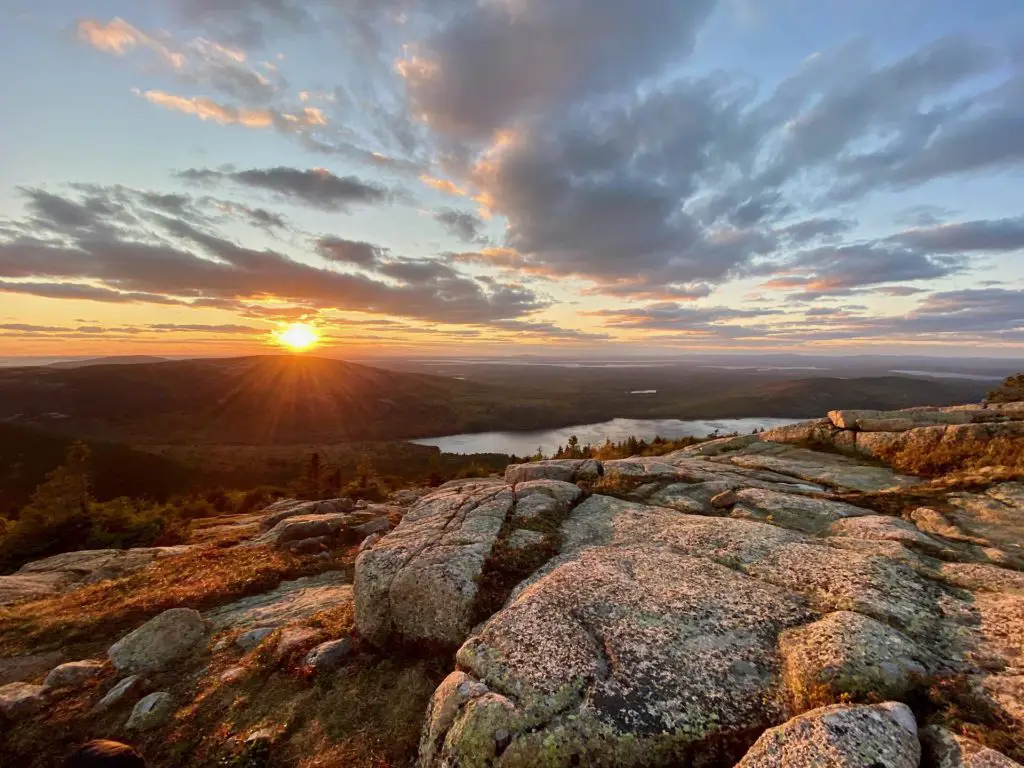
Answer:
top-left (0, 545), bottom-right (356, 658)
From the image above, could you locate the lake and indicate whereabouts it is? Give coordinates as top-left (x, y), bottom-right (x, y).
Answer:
top-left (412, 417), bottom-right (801, 457)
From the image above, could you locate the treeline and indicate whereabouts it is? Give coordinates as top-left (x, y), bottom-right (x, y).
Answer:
top-left (0, 438), bottom-right (513, 573)
top-left (546, 429), bottom-right (759, 461)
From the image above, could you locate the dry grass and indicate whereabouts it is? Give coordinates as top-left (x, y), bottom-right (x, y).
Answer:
top-left (877, 436), bottom-right (1024, 479)
top-left (0, 545), bottom-right (355, 657)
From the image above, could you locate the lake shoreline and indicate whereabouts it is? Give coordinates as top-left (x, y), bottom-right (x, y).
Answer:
top-left (412, 416), bottom-right (802, 457)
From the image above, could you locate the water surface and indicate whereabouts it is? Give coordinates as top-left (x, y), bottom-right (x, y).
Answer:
top-left (413, 416), bottom-right (800, 457)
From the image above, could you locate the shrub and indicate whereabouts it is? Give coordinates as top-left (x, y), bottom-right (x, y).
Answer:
top-left (988, 373), bottom-right (1024, 404)
top-left (877, 435), bottom-right (1024, 478)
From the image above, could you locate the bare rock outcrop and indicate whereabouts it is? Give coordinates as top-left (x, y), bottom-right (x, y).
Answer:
top-left (355, 480), bottom-right (515, 647)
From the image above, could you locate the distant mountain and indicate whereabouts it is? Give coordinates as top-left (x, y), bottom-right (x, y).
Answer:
top-left (0, 356), bottom-right (565, 444)
top-left (46, 355), bottom-right (170, 369)
top-left (0, 356), bottom-right (994, 445)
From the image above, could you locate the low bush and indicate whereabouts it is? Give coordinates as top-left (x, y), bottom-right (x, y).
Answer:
top-left (877, 435), bottom-right (1024, 478)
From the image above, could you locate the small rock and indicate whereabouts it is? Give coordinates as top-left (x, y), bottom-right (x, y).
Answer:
top-left (353, 516), bottom-right (390, 538)
top-left (108, 608), bottom-right (207, 674)
top-left (359, 532), bottom-right (383, 552)
top-left (220, 667), bottom-right (247, 684)
top-left (304, 639), bottom-right (353, 673)
top-left (0, 682), bottom-right (47, 719)
top-left (126, 691), bottom-right (174, 732)
top-left (736, 702), bottom-right (920, 767)
top-left (921, 725), bottom-right (1023, 767)
top-left (276, 628), bottom-right (319, 660)
top-left (43, 659), bottom-right (106, 691)
top-left (237, 627), bottom-right (276, 651)
top-left (710, 490), bottom-right (738, 509)
top-left (283, 536), bottom-right (330, 555)
top-left (93, 675), bottom-right (147, 712)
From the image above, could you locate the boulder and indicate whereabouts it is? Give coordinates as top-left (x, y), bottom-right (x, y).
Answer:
top-left (760, 420), bottom-right (833, 445)
top-left (778, 611), bottom-right (930, 709)
top-left (921, 725), bottom-right (1023, 767)
top-left (93, 675), bottom-right (147, 712)
top-left (249, 513), bottom-right (351, 549)
top-left (108, 608), bottom-right (207, 674)
top-left (125, 691), bottom-right (174, 731)
top-left (736, 702), bottom-right (920, 767)
top-left (513, 479), bottom-right (583, 508)
top-left (728, 488), bottom-right (872, 533)
top-left (205, 573), bottom-right (352, 631)
top-left (43, 659), bottom-right (106, 690)
top-left (0, 682), bottom-right (47, 719)
top-left (304, 639), bottom-right (352, 673)
top-left (355, 482), bottom-right (514, 647)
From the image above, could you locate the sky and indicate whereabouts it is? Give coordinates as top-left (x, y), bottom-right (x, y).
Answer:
top-left (1, 0), bottom-right (1023, 358)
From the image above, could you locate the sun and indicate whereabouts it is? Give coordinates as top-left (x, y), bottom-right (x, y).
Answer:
top-left (273, 323), bottom-right (320, 352)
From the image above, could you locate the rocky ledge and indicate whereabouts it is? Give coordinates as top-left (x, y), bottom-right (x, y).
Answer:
top-left (353, 409), bottom-right (1024, 766)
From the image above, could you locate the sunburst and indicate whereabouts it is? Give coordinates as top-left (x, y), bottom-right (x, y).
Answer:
top-left (273, 323), bottom-right (320, 352)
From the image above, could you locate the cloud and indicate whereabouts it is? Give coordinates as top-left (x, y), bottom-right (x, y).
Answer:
top-left (0, 280), bottom-right (187, 305)
top-left (589, 303), bottom-right (783, 334)
top-left (135, 89), bottom-right (324, 130)
top-left (0, 185), bottom-right (547, 325)
top-left (421, 175), bottom-right (466, 196)
top-left (166, 0), bottom-right (313, 47)
top-left (434, 209), bottom-right (485, 243)
top-left (76, 18), bottom-right (186, 69)
top-left (180, 166), bottom-right (390, 210)
top-left (760, 242), bottom-right (967, 298)
top-left (316, 238), bottom-right (386, 266)
top-left (888, 216), bottom-right (1024, 253)
top-left (400, 0), bottom-right (715, 138)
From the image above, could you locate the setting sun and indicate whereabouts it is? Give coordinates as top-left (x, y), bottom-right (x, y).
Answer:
top-left (273, 323), bottom-right (320, 352)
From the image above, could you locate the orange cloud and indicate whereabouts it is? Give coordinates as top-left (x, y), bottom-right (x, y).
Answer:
top-left (134, 90), bottom-right (327, 130)
top-left (420, 175), bottom-right (467, 196)
top-left (77, 18), bottom-right (186, 70)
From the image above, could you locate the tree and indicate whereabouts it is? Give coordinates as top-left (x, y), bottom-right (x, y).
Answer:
top-left (0, 442), bottom-right (94, 569)
top-left (566, 435), bottom-right (580, 458)
top-left (298, 452), bottom-right (322, 499)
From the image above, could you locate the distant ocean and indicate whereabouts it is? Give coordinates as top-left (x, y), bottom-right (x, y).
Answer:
top-left (0, 357), bottom-right (74, 367)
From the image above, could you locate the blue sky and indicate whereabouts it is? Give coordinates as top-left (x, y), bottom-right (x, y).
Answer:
top-left (0, 0), bottom-right (1022, 357)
